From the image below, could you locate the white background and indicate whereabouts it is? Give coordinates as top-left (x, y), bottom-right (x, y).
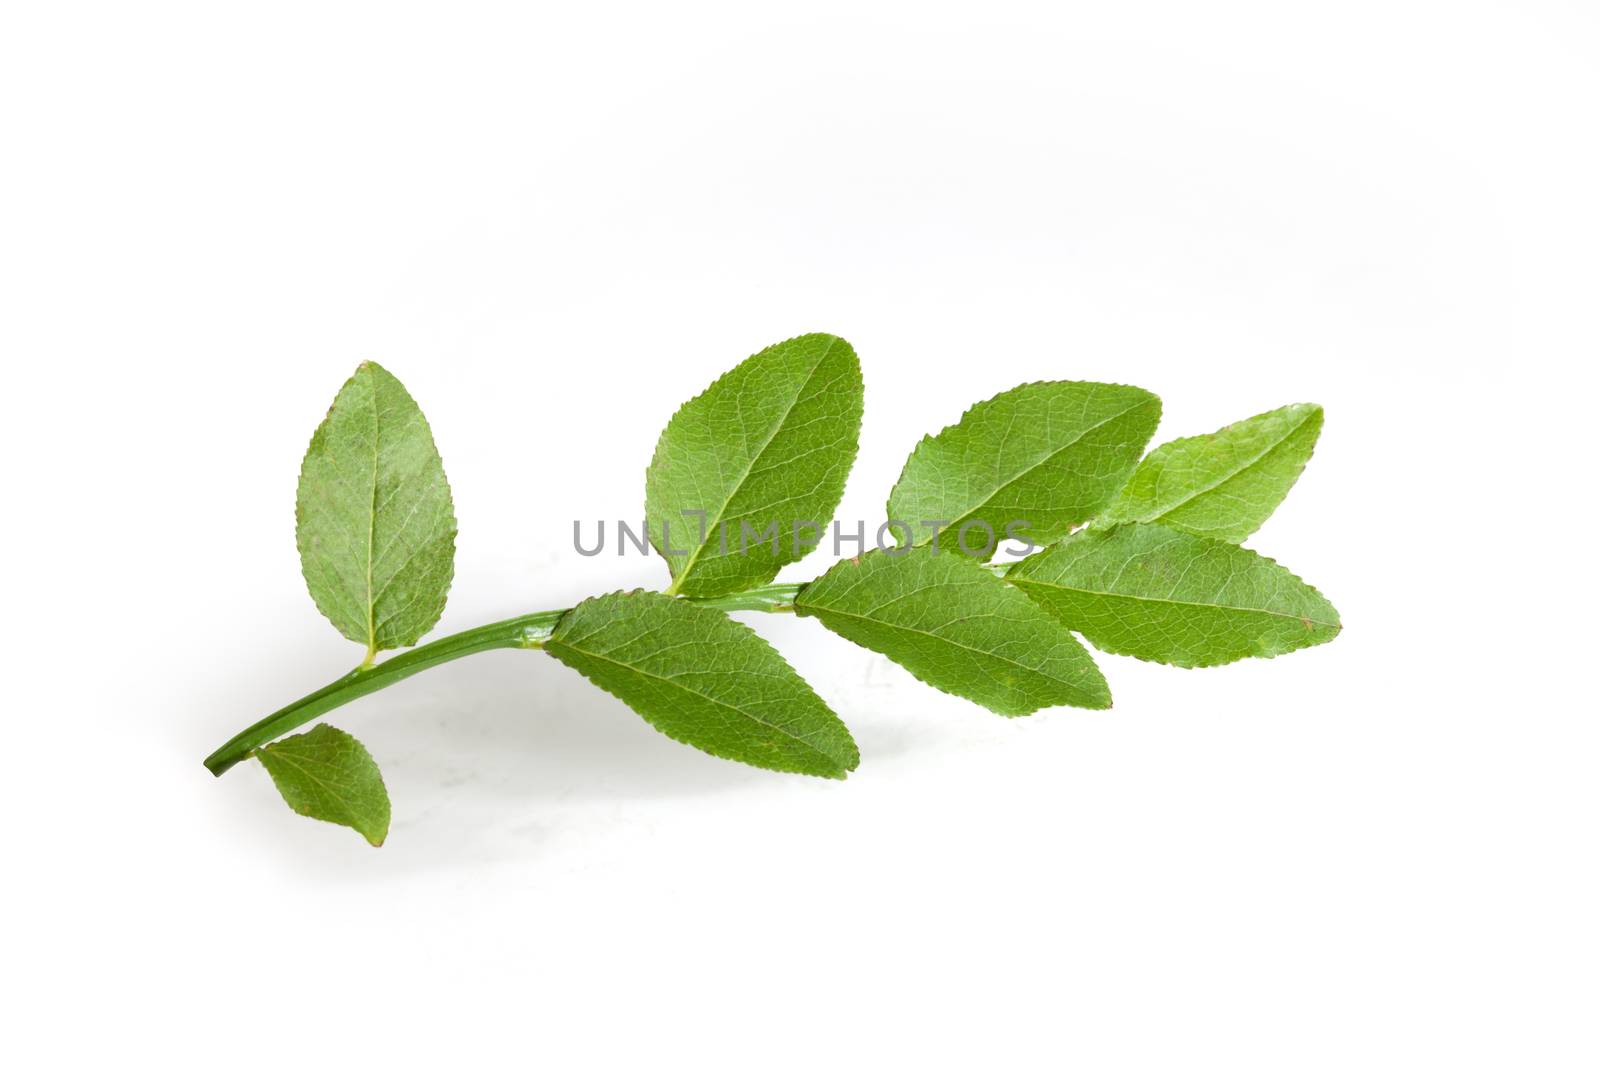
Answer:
top-left (4, 2), bottom-right (1596, 1063)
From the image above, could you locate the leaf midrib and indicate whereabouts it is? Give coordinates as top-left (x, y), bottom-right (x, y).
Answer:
top-left (363, 369), bottom-right (380, 654)
top-left (1008, 574), bottom-right (1338, 627)
top-left (802, 599), bottom-right (1093, 689)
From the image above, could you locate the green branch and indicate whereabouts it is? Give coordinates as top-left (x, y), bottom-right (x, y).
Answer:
top-left (210, 339), bottom-right (1339, 847)
top-left (202, 586), bottom-right (805, 777)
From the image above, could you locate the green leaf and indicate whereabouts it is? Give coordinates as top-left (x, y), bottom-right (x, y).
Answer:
top-left (296, 362), bottom-right (456, 657)
top-left (795, 547), bottom-right (1110, 715)
top-left (646, 333), bottom-right (863, 597)
top-left (544, 591), bottom-right (860, 778)
top-left (255, 725), bottom-right (391, 846)
top-left (1095, 403), bottom-right (1323, 543)
top-left (887, 381), bottom-right (1160, 556)
top-left (1007, 524), bottom-right (1340, 667)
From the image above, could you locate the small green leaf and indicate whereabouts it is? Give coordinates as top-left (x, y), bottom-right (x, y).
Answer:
top-left (795, 547), bottom-right (1110, 715)
top-left (544, 591), bottom-right (860, 778)
top-left (646, 334), bottom-right (863, 597)
top-left (887, 381), bottom-right (1160, 555)
top-left (296, 362), bottom-right (456, 656)
top-left (1095, 403), bottom-right (1323, 543)
top-left (1007, 524), bottom-right (1340, 667)
top-left (255, 725), bottom-right (391, 846)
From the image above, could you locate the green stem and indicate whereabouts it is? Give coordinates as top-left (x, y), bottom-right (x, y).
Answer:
top-left (204, 557), bottom-right (1020, 777)
top-left (201, 584), bottom-right (805, 777)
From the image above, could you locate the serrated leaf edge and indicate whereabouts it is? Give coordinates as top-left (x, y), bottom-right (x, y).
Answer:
top-left (795, 556), bottom-right (1112, 715)
top-left (1005, 528), bottom-right (1342, 670)
top-left (545, 590), bottom-right (861, 778)
top-left (886, 379), bottom-right (1162, 549)
top-left (255, 724), bottom-right (391, 847)
top-left (1096, 402), bottom-right (1323, 541)
top-left (644, 333), bottom-right (863, 596)
top-left (295, 361), bottom-right (458, 656)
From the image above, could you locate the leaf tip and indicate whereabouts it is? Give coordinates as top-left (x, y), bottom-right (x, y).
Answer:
top-left (824, 749), bottom-right (858, 778)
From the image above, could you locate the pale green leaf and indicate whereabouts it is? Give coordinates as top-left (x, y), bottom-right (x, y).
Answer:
top-left (296, 362), bottom-right (456, 654)
top-left (1095, 403), bottom-right (1323, 542)
top-left (1007, 524), bottom-right (1340, 667)
top-left (887, 381), bottom-right (1160, 555)
top-left (645, 334), bottom-right (863, 597)
top-left (255, 725), bottom-right (391, 846)
top-left (544, 591), bottom-right (859, 778)
top-left (795, 547), bottom-right (1110, 715)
